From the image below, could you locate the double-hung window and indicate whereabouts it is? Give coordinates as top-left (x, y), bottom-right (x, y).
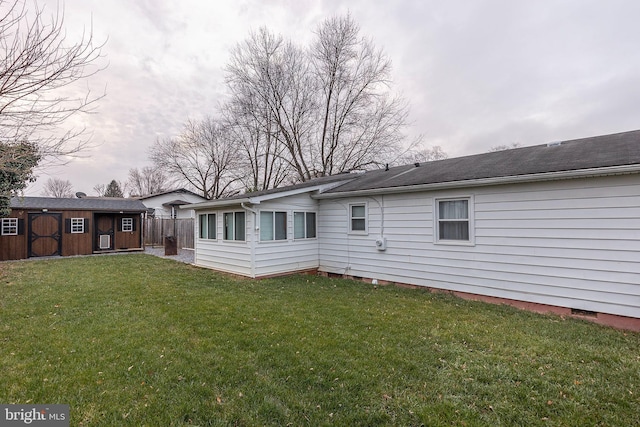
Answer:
top-left (349, 203), bottom-right (367, 233)
top-left (1, 218), bottom-right (18, 235)
top-left (436, 197), bottom-right (473, 243)
top-left (260, 211), bottom-right (287, 241)
top-left (199, 213), bottom-right (217, 239)
top-left (293, 212), bottom-right (316, 239)
top-left (224, 211), bottom-right (246, 241)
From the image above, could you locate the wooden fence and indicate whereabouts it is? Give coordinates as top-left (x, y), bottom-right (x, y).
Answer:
top-left (144, 218), bottom-right (195, 249)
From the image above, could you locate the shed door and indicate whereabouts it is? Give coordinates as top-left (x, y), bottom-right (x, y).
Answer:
top-left (28, 212), bottom-right (62, 257)
top-left (95, 214), bottom-right (114, 251)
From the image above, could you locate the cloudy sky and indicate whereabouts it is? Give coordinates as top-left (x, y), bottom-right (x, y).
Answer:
top-left (25, 0), bottom-right (640, 196)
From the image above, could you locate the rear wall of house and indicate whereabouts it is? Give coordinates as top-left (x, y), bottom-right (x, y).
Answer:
top-left (318, 174), bottom-right (640, 319)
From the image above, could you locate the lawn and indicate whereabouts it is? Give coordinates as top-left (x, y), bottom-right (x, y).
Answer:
top-left (1, 254), bottom-right (639, 426)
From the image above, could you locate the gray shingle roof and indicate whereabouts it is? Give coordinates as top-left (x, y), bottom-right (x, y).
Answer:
top-left (324, 129), bottom-right (640, 194)
top-left (10, 196), bottom-right (147, 212)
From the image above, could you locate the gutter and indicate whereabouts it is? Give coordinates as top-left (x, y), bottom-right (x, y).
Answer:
top-left (182, 198), bottom-right (252, 210)
top-left (312, 164), bottom-right (640, 199)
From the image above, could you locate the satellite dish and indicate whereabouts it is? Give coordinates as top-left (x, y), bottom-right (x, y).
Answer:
top-left (76, 192), bottom-right (87, 198)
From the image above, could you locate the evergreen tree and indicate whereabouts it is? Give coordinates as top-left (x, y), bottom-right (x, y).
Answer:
top-left (104, 180), bottom-right (124, 197)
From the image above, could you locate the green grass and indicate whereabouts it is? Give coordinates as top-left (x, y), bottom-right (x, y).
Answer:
top-left (1, 254), bottom-right (639, 426)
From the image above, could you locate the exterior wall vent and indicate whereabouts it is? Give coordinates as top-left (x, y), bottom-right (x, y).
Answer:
top-left (99, 234), bottom-right (111, 249)
top-left (571, 308), bottom-right (597, 317)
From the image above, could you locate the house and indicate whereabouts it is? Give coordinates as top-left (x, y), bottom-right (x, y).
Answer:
top-left (136, 188), bottom-right (208, 219)
top-left (184, 129), bottom-right (640, 330)
top-left (0, 196), bottom-right (147, 261)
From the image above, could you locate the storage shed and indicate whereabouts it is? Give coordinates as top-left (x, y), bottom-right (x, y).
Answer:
top-left (0, 196), bottom-right (147, 261)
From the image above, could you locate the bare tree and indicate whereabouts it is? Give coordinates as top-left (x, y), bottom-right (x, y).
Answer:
top-left (397, 145), bottom-right (448, 165)
top-left (0, 0), bottom-right (106, 166)
top-left (41, 177), bottom-right (73, 197)
top-left (127, 165), bottom-right (170, 197)
top-left (150, 117), bottom-right (242, 199)
top-left (489, 143), bottom-right (522, 152)
top-left (226, 28), bottom-right (316, 181)
top-left (224, 15), bottom-right (410, 185)
top-left (222, 89), bottom-right (291, 192)
top-left (310, 14), bottom-right (409, 176)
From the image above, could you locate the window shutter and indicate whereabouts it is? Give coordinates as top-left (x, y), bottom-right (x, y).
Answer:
top-left (117, 218), bottom-right (122, 232)
top-left (17, 219), bottom-right (24, 235)
top-left (65, 218), bottom-right (71, 233)
top-left (132, 217), bottom-right (137, 232)
top-left (84, 218), bottom-right (90, 233)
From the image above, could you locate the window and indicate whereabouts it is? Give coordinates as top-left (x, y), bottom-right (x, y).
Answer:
top-left (350, 203), bottom-right (367, 233)
top-left (1, 218), bottom-right (18, 235)
top-left (122, 217), bottom-right (133, 232)
top-left (294, 212), bottom-right (316, 239)
top-left (199, 214), bottom-right (217, 239)
top-left (436, 198), bottom-right (472, 242)
top-left (224, 211), bottom-right (246, 241)
top-left (260, 211), bottom-right (287, 241)
top-left (71, 218), bottom-right (84, 233)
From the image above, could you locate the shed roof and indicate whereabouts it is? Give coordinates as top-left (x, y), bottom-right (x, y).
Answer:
top-left (10, 196), bottom-right (147, 212)
top-left (136, 188), bottom-right (207, 200)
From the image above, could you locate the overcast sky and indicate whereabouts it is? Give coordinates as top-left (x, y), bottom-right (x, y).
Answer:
top-left (25, 0), bottom-right (640, 196)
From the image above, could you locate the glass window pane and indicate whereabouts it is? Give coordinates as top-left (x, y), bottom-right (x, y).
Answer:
top-left (306, 212), bottom-right (316, 238)
top-left (439, 221), bottom-right (469, 240)
top-left (224, 213), bottom-right (233, 240)
top-left (439, 200), bottom-right (468, 219)
top-left (294, 212), bottom-right (305, 239)
top-left (275, 212), bottom-right (287, 240)
top-left (260, 211), bottom-right (273, 241)
top-left (351, 205), bottom-right (365, 218)
top-left (207, 214), bottom-right (216, 239)
top-left (351, 218), bottom-right (366, 231)
top-left (199, 214), bottom-right (207, 239)
top-left (235, 211), bottom-right (245, 241)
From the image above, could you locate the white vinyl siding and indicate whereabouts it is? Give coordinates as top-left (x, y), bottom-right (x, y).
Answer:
top-left (318, 175), bottom-right (640, 319)
top-left (253, 195), bottom-right (320, 277)
top-left (195, 210), bottom-right (252, 276)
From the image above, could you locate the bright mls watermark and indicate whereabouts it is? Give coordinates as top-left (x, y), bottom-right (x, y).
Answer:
top-left (1, 405), bottom-right (69, 426)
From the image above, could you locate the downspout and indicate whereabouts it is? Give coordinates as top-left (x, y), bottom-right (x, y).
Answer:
top-left (241, 202), bottom-right (258, 278)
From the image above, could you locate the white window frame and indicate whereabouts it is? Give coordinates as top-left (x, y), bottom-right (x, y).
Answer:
top-left (349, 202), bottom-right (368, 234)
top-left (259, 210), bottom-right (288, 242)
top-left (71, 218), bottom-right (85, 234)
top-left (223, 211), bottom-right (246, 242)
top-left (293, 211), bottom-right (317, 240)
top-left (434, 196), bottom-right (475, 245)
top-left (122, 217), bottom-right (133, 232)
top-left (199, 213), bottom-right (217, 240)
top-left (1, 218), bottom-right (18, 235)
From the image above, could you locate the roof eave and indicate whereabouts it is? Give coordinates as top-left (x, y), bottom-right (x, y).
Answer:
top-left (313, 164), bottom-right (640, 199)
